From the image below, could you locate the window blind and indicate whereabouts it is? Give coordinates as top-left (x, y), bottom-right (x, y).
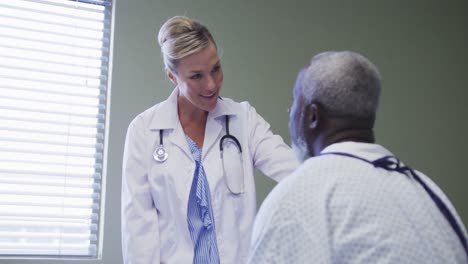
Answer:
top-left (0, 0), bottom-right (112, 258)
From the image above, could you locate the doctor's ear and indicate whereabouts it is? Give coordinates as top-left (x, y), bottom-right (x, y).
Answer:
top-left (166, 69), bottom-right (178, 86)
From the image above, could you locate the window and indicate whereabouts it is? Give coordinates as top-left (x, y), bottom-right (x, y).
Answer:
top-left (0, 0), bottom-right (112, 258)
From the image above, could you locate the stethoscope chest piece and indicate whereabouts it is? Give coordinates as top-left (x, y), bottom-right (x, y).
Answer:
top-left (154, 129), bottom-right (168, 162)
top-left (153, 145), bottom-right (168, 162)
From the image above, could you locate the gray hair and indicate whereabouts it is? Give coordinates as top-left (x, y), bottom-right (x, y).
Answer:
top-left (157, 16), bottom-right (216, 73)
top-left (300, 51), bottom-right (381, 122)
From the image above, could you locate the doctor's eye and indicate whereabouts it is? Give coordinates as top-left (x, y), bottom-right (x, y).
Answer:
top-left (190, 73), bottom-right (203, 80)
top-left (211, 65), bottom-right (221, 73)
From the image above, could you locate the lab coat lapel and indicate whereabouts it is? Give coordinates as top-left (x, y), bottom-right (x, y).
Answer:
top-left (202, 115), bottom-right (222, 161)
top-left (170, 122), bottom-right (192, 159)
top-left (202, 98), bottom-right (235, 161)
top-left (148, 88), bottom-right (192, 159)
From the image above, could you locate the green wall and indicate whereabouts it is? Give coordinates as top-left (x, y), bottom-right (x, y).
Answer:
top-left (111, 0), bottom-right (468, 262)
top-left (3, 0), bottom-right (466, 263)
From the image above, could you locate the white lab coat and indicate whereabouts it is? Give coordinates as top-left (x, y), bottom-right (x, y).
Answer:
top-left (121, 88), bottom-right (299, 264)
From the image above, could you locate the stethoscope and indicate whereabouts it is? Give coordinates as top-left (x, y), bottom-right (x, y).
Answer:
top-left (153, 115), bottom-right (244, 194)
top-left (153, 130), bottom-right (168, 162)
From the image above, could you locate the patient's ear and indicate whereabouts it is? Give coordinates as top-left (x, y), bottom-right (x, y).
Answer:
top-left (306, 103), bottom-right (319, 130)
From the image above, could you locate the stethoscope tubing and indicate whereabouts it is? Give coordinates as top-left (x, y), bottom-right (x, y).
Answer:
top-left (152, 115), bottom-right (244, 194)
top-left (219, 115), bottom-right (242, 153)
top-left (153, 115), bottom-right (243, 159)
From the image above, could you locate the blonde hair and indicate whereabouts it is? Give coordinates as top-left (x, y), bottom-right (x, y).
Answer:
top-left (157, 16), bottom-right (216, 73)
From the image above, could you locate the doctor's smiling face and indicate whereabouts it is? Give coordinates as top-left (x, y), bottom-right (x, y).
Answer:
top-left (167, 41), bottom-right (223, 113)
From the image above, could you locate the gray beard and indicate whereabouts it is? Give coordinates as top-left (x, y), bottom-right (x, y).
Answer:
top-left (291, 138), bottom-right (309, 163)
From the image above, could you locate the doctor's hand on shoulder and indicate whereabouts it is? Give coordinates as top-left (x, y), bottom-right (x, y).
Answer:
top-left (121, 15), bottom-right (299, 264)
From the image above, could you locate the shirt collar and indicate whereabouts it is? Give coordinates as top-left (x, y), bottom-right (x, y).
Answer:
top-left (148, 88), bottom-right (237, 130)
top-left (321, 141), bottom-right (395, 161)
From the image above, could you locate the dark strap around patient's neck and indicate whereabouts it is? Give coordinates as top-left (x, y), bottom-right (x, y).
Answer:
top-left (320, 152), bottom-right (468, 256)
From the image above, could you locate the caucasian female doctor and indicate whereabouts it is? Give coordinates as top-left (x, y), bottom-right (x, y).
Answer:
top-left (121, 15), bottom-right (299, 264)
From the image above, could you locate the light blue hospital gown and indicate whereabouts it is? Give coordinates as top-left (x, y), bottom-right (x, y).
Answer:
top-left (248, 142), bottom-right (468, 264)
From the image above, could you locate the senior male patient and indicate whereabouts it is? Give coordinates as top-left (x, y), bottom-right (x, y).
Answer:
top-left (247, 51), bottom-right (468, 263)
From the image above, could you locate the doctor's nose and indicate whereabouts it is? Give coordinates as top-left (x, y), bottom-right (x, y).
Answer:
top-left (205, 76), bottom-right (217, 91)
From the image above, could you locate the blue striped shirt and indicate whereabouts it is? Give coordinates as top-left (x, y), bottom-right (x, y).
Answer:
top-left (186, 135), bottom-right (220, 264)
